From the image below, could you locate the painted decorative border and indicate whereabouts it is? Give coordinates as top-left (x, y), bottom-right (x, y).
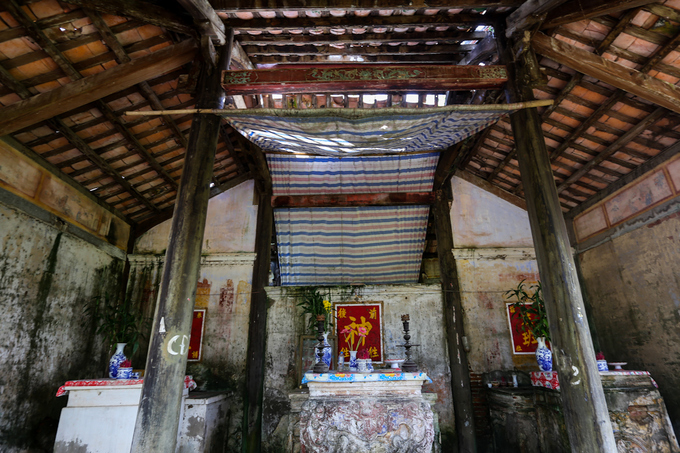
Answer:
top-left (302, 371), bottom-right (431, 384)
top-left (452, 247), bottom-right (536, 260)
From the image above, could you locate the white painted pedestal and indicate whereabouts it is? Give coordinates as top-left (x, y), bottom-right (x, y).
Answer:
top-left (54, 384), bottom-right (228, 453)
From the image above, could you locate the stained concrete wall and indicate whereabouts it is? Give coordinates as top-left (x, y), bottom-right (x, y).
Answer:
top-left (130, 180), bottom-right (257, 452)
top-left (578, 212), bottom-right (680, 433)
top-left (450, 176), bottom-right (539, 373)
top-left (263, 285), bottom-right (455, 450)
top-left (0, 199), bottom-right (124, 452)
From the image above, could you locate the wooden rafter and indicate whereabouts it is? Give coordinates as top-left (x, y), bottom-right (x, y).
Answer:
top-left (0, 39), bottom-right (197, 136)
top-left (243, 43), bottom-right (475, 57)
top-left (177, 0), bottom-right (226, 44)
top-left (505, 0), bottom-right (568, 36)
top-left (58, 0), bottom-right (194, 36)
top-left (542, 0), bottom-right (657, 29)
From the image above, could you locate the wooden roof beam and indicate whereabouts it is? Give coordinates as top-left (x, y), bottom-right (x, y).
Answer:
top-left (177, 0), bottom-right (226, 44)
top-left (542, 0), bottom-right (657, 30)
top-left (236, 31), bottom-right (488, 46)
top-left (271, 192), bottom-right (435, 208)
top-left (505, 0), bottom-right (568, 36)
top-left (243, 43), bottom-right (475, 56)
top-left (0, 39), bottom-right (197, 137)
top-left (222, 65), bottom-right (507, 94)
top-left (56, 0), bottom-right (194, 36)
top-left (532, 32), bottom-right (680, 114)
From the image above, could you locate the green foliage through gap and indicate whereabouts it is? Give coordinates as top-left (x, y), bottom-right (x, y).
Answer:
top-left (505, 280), bottom-right (551, 342)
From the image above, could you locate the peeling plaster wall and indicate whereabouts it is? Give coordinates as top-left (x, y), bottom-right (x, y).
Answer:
top-left (450, 176), bottom-right (539, 373)
top-left (131, 180), bottom-right (257, 452)
top-left (263, 285), bottom-right (455, 450)
top-left (578, 212), bottom-right (680, 433)
top-left (0, 201), bottom-right (124, 452)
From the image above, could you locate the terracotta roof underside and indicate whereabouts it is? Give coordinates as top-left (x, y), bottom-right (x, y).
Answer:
top-left (1, 0), bottom-right (680, 239)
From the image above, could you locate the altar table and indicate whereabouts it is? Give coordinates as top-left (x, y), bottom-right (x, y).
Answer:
top-left (300, 371), bottom-right (435, 453)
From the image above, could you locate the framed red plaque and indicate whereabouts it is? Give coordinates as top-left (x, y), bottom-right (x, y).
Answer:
top-left (507, 303), bottom-right (550, 354)
top-left (334, 302), bottom-right (383, 363)
top-left (188, 309), bottom-right (206, 361)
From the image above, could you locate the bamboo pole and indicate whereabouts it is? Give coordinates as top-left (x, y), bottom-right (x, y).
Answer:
top-left (121, 99), bottom-right (554, 116)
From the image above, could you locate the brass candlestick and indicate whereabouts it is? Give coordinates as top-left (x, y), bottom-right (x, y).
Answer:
top-left (313, 314), bottom-right (329, 373)
top-left (399, 314), bottom-right (419, 372)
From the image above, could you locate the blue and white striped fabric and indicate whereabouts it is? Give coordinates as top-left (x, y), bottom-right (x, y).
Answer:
top-left (267, 153), bottom-right (438, 196)
top-left (222, 107), bottom-right (509, 156)
top-left (275, 205), bottom-right (429, 285)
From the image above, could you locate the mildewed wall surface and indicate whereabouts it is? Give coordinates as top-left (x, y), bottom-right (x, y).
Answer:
top-left (0, 200), bottom-right (124, 452)
top-left (578, 213), bottom-right (680, 434)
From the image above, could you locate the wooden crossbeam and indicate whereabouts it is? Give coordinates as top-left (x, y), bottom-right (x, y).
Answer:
top-left (236, 31), bottom-right (488, 46)
top-left (542, 0), bottom-right (656, 29)
top-left (250, 54), bottom-right (463, 65)
top-left (222, 65), bottom-right (507, 94)
top-left (271, 192), bottom-right (435, 208)
top-left (225, 13), bottom-right (497, 31)
top-left (531, 32), bottom-right (680, 115)
top-left (0, 39), bottom-right (197, 137)
top-left (243, 43), bottom-right (475, 57)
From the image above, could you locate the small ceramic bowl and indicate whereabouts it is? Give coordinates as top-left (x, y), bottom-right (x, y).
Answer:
top-left (385, 359), bottom-right (405, 370)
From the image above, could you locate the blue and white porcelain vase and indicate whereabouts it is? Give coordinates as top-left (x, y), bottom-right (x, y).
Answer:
top-left (108, 342), bottom-right (127, 378)
top-left (535, 337), bottom-right (552, 372)
top-left (314, 333), bottom-right (332, 369)
top-left (349, 350), bottom-right (358, 371)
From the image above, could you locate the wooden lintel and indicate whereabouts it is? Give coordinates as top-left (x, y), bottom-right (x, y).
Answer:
top-left (0, 39), bottom-right (197, 137)
top-left (223, 65), bottom-right (507, 94)
top-left (271, 192), bottom-right (435, 208)
top-left (531, 32), bottom-right (680, 115)
top-left (542, 0), bottom-right (656, 29)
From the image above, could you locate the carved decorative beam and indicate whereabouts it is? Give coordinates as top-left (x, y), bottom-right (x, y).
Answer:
top-left (222, 65), bottom-right (507, 94)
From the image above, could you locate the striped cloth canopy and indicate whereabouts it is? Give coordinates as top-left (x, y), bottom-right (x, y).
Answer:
top-left (269, 154), bottom-right (435, 285)
top-left (222, 106), bottom-right (515, 156)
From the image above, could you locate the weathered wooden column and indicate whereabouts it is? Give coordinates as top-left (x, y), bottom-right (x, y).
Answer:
top-left (432, 182), bottom-right (477, 453)
top-left (506, 48), bottom-right (617, 451)
top-left (130, 42), bottom-right (231, 452)
top-left (242, 185), bottom-right (273, 453)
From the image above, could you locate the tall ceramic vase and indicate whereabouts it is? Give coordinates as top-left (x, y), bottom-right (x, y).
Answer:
top-left (108, 342), bottom-right (127, 378)
top-left (349, 350), bottom-right (358, 371)
top-left (314, 332), bottom-right (332, 369)
top-left (535, 337), bottom-right (552, 372)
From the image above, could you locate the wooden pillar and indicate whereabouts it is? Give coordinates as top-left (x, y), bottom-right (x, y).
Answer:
top-left (507, 48), bottom-right (617, 452)
top-left (130, 42), bottom-right (231, 452)
top-left (242, 187), bottom-right (273, 453)
top-left (432, 187), bottom-right (477, 453)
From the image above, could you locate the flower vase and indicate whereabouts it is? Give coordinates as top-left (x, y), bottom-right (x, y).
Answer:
top-left (535, 337), bottom-right (552, 372)
top-left (314, 332), bottom-right (332, 369)
top-left (349, 350), bottom-right (358, 371)
top-left (108, 343), bottom-right (127, 378)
